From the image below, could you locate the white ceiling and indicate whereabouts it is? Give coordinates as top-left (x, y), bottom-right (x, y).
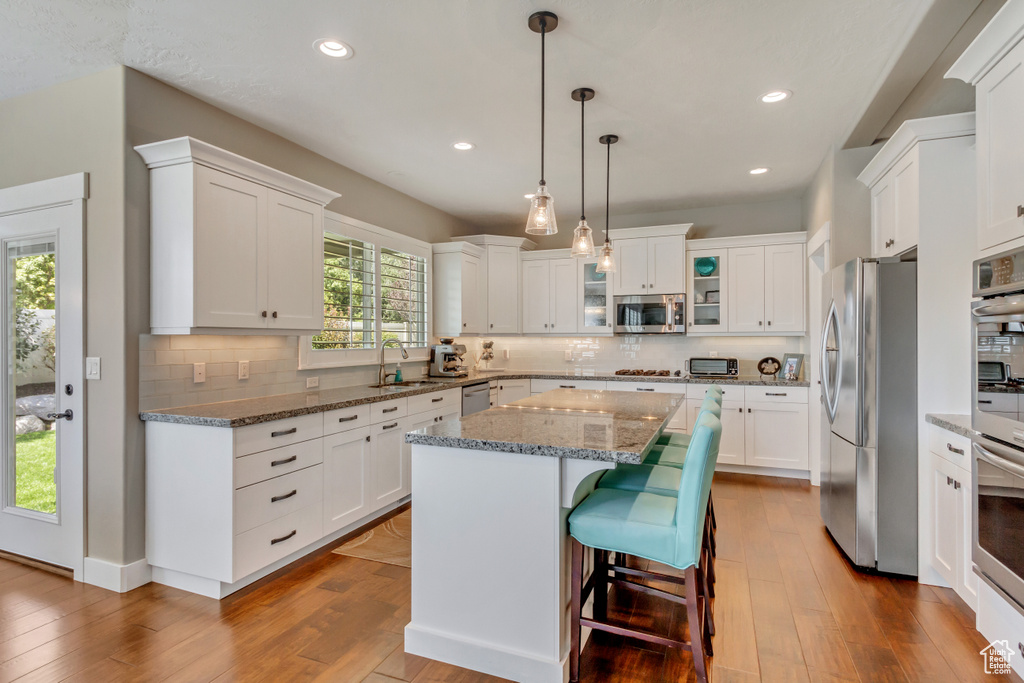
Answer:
top-left (1, 0), bottom-right (927, 230)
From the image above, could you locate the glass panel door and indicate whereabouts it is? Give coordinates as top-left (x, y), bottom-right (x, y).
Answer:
top-left (6, 238), bottom-right (57, 516)
top-left (687, 249), bottom-right (728, 334)
top-left (579, 260), bottom-right (612, 334)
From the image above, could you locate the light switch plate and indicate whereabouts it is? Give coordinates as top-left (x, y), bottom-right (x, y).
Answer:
top-left (503, 349), bottom-right (510, 360)
top-left (709, 351), bottom-right (718, 357)
top-left (306, 376), bottom-right (319, 389)
top-left (564, 350), bottom-right (573, 361)
top-left (193, 363), bottom-right (206, 383)
top-left (238, 360), bottom-right (249, 380)
top-left (85, 357), bottom-right (101, 380)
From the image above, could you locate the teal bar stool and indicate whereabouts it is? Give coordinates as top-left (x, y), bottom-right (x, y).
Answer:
top-left (651, 393), bottom-right (722, 455)
top-left (656, 385), bottom-right (722, 449)
top-left (568, 413), bottom-right (722, 683)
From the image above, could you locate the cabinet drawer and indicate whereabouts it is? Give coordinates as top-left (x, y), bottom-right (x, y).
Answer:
top-left (977, 392), bottom-right (1018, 413)
top-left (928, 424), bottom-right (972, 468)
top-left (408, 389), bottom-right (461, 415)
top-left (234, 464), bottom-right (323, 535)
top-left (690, 384), bottom-right (740, 401)
top-left (234, 438), bottom-right (323, 489)
top-left (233, 502), bottom-right (323, 582)
top-left (371, 398), bottom-right (407, 423)
top-left (606, 381), bottom-right (686, 396)
top-left (532, 379), bottom-right (608, 393)
top-left (744, 386), bottom-right (808, 403)
top-left (323, 404), bottom-right (371, 436)
top-left (235, 413), bottom-right (323, 457)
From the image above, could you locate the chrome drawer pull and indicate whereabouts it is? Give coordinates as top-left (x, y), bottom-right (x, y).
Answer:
top-left (383, 406), bottom-right (399, 413)
top-left (338, 415), bottom-right (359, 423)
top-left (382, 422), bottom-right (399, 430)
top-left (765, 392), bottom-right (788, 397)
top-left (978, 400), bottom-right (993, 404)
top-left (271, 427), bottom-right (297, 437)
top-left (271, 490), bottom-right (297, 503)
top-left (432, 397), bottom-right (444, 403)
top-left (270, 455), bottom-right (297, 467)
top-left (270, 530), bottom-right (296, 545)
top-left (947, 443), bottom-right (965, 456)
top-left (637, 388), bottom-right (655, 392)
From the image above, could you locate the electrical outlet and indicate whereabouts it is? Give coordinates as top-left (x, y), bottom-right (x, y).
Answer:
top-left (193, 363), bottom-right (206, 383)
top-left (503, 349), bottom-right (510, 360)
top-left (306, 376), bottom-right (319, 389)
top-left (238, 360), bottom-right (249, 380)
top-left (564, 350), bottom-right (573, 361)
top-left (709, 351), bottom-right (718, 358)
top-left (85, 357), bottom-right (101, 380)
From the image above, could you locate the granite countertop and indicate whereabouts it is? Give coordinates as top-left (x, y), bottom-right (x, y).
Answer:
top-left (404, 388), bottom-right (683, 463)
top-left (925, 413), bottom-right (974, 439)
top-left (977, 384), bottom-right (1024, 394)
top-left (139, 369), bottom-right (807, 428)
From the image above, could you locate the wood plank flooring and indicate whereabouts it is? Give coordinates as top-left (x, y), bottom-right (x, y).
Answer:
top-left (0, 474), bottom-right (1020, 682)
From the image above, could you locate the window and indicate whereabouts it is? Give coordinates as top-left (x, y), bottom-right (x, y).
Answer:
top-left (301, 213), bottom-right (431, 369)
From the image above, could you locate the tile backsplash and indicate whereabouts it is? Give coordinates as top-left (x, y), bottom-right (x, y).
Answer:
top-left (139, 333), bottom-right (808, 411)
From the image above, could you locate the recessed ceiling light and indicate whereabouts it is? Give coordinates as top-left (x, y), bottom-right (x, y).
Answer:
top-left (314, 39), bottom-right (353, 59)
top-left (452, 142), bottom-right (475, 151)
top-left (749, 167), bottom-right (770, 175)
top-left (760, 90), bottom-right (791, 103)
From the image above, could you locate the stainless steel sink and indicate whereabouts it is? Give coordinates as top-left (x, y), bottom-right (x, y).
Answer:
top-left (368, 380), bottom-right (446, 389)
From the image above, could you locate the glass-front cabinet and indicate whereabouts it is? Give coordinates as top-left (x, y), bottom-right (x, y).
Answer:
top-left (578, 258), bottom-right (614, 335)
top-left (686, 249), bottom-right (728, 335)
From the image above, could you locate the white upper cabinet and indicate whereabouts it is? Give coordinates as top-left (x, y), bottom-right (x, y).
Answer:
top-left (433, 242), bottom-right (485, 337)
top-left (949, 4), bottom-right (1024, 253)
top-left (136, 137), bottom-right (338, 335)
top-left (578, 258), bottom-right (614, 335)
top-left (520, 254), bottom-right (581, 335)
top-left (455, 235), bottom-right (536, 335)
top-left (686, 248), bottom-right (728, 335)
top-left (550, 259), bottom-right (578, 333)
top-left (859, 114), bottom-right (976, 257)
top-left (764, 243), bottom-right (806, 333)
top-left (521, 259), bottom-right (552, 334)
top-left (727, 246), bottom-right (765, 333)
top-left (610, 225), bottom-right (691, 295)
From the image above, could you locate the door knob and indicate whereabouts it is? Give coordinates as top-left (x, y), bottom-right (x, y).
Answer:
top-left (47, 409), bottom-right (73, 421)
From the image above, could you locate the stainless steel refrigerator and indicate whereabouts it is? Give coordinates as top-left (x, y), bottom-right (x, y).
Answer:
top-left (820, 258), bottom-right (918, 576)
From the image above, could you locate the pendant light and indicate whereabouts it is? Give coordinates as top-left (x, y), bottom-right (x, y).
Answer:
top-left (570, 87), bottom-right (596, 258)
top-left (525, 12), bottom-right (559, 236)
top-left (596, 134), bottom-right (618, 273)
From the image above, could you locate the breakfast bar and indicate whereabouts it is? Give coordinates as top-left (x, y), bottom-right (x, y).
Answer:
top-left (403, 388), bottom-right (684, 683)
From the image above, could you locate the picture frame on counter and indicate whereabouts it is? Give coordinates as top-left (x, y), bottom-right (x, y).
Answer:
top-left (782, 353), bottom-right (804, 381)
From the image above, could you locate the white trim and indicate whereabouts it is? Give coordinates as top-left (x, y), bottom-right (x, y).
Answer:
top-left (432, 241), bottom-right (484, 257)
top-left (946, 0), bottom-right (1024, 85)
top-left (326, 210), bottom-right (431, 259)
top-left (0, 173), bottom-right (88, 216)
top-left (687, 230), bottom-right (807, 251)
top-left (608, 223), bottom-right (694, 240)
top-left (83, 557), bottom-right (152, 593)
top-left (857, 113), bottom-right (976, 188)
top-left (520, 248), bottom-right (573, 261)
top-left (807, 221), bottom-right (831, 257)
top-left (715, 463), bottom-right (811, 480)
top-left (134, 137), bottom-right (340, 205)
top-left (456, 234), bottom-right (538, 251)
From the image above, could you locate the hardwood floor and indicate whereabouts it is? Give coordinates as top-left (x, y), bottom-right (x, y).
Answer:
top-left (0, 473), bottom-right (1019, 682)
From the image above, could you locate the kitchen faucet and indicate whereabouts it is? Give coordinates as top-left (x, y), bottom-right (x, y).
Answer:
top-left (379, 338), bottom-right (409, 386)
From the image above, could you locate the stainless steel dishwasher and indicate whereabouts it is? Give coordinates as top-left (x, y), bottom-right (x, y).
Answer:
top-left (462, 381), bottom-right (491, 415)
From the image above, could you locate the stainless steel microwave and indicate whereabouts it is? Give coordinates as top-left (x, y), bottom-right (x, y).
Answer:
top-left (613, 294), bottom-right (685, 334)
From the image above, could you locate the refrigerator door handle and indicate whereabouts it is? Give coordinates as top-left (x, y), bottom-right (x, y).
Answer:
top-left (820, 301), bottom-right (841, 424)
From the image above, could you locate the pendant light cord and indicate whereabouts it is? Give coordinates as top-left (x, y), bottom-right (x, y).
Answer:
top-left (580, 94), bottom-right (585, 221)
top-left (539, 22), bottom-right (546, 186)
top-left (605, 139), bottom-right (610, 244)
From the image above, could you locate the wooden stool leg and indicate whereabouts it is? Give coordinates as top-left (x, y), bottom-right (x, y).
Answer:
top-left (701, 557), bottom-right (715, 637)
top-left (703, 522), bottom-right (716, 597)
top-left (594, 549), bottom-right (608, 621)
top-left (707, 499), bottom-right (717, 558)
top-left (699, 566), bottom-right (714, 656)
top-left (571, 539), bottom-right (584, 683)
top-left (686, 566), bottom-right (710, 683)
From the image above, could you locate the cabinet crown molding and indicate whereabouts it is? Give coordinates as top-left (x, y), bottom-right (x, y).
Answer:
top-left (134, 137), bottom-right (341, 206)
top-left (858, 112), bottom-right (976, 188)
top-left (432, 241), bottom-right (485, 257)
top-left (607, 223), bottom-right (693, 240)
top-left (687, 231), bottom-right (806, 251)
top-left (454, 234), bottom-right (537, 251)
top-left (947, 0), bottom-right (1024, 85)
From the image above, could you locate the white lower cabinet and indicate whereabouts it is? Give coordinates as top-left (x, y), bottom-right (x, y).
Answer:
top-left (372, 417), bottom-right (407, 508)
top-left (604, 381), bottom-right (687, 431)
top-left (690, 398), bottom-right (746, 466)
top-left (926, 427), bottom-right (977, 610)
top-left (497, 379), bottom-right (531, 405)
top-left (323, 426), bottom-right (372, 534)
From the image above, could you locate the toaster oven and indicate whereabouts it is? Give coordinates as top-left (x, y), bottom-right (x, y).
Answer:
top-left (688, 357), bottom-right (739, 377)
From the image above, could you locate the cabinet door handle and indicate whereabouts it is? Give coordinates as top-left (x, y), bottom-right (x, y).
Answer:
top-left (270, 455), bottom-right (297, 467)
top-left (271, 427), bottom-right (297, 437)
top-left (954, 480), bottom-right (961, 490)
top-left (748, 408), bottom-right (752, 413)
top-left (463, 323), bottom-right (467, 328)
top-left (271, 489), bottom-right (297, 503)
top-left (270, 530), bottom-right (297, 545)
top-left (765, 392), bottom-right (787, 397)
top-left (768, 321), bottom-right (772, 326)
top-left (272, 311), bottom-right (278, 318)
top-left (758, 321), bottom-right (762, 326)
top-left (490, 323), bottom-right (494, 328)
top-left (641, 284), bottom-right (646, 289)
top-left (437, 415), bottom-right (444, 421)
top-left (365, 435), bottom-right (371, 442)
top-left (338, 415), bottom-right (359, 423)
top-left (637, 388), bottom-right (655, 392)
top-left (649, 283), bottom-right (654, 289)
top-left (947, 443), bottom-right (965, 456)
top-left (431, 397), bottom-right (444, 403)
top-left (947, 476), bottom-right (953, 486)
top-left (1018, 205), bottom-right (1024, 218)
top-left (738, 407), bottom-right (743, 413)
top-left (560, 385), bottom-right (577, 389)
top-left (978, 400), bottom-right (993, 404)
top-left (261, 311), bottom-right (268, 318)
top-left (383, 406), bottom-right (399, 413)
top-left (544, 324), bottom-right (548, 328)
top-left (382, 422), bottom-right (399, 430)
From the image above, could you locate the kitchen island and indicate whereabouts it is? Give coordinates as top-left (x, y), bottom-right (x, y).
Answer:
top-left (403, 388), bottom-right (685, 683)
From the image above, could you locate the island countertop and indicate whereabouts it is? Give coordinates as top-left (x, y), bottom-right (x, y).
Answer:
top-left (404, 388), bottom-right (683, 464)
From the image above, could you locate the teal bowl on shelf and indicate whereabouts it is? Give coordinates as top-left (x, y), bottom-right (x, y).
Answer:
top-left (695, 256), bottom-right (717, 277)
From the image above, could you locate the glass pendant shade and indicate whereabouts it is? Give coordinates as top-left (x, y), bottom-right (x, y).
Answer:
top-left (525, 186), bottom-right (558, 235)
top-left (595, 242), bottom-right (616, 273)
top-left (571, 219), bottom-right (596, 257)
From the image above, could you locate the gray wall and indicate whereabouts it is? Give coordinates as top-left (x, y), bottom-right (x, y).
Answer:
top-left (803, 144), bottom-right (879, 266)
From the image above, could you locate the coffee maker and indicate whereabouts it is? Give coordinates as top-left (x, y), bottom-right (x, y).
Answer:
top-left (429, 339), bottom-right (468, 377)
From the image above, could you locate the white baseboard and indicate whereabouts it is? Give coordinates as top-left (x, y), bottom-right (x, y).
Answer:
top-left (83, 557), bottom-right (152, 593)
top-left (715, 463), bottom-right (812, 480)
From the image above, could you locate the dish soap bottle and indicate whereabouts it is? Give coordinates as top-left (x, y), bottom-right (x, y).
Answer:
top-left (394, 363), bottom-right (403, 383)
